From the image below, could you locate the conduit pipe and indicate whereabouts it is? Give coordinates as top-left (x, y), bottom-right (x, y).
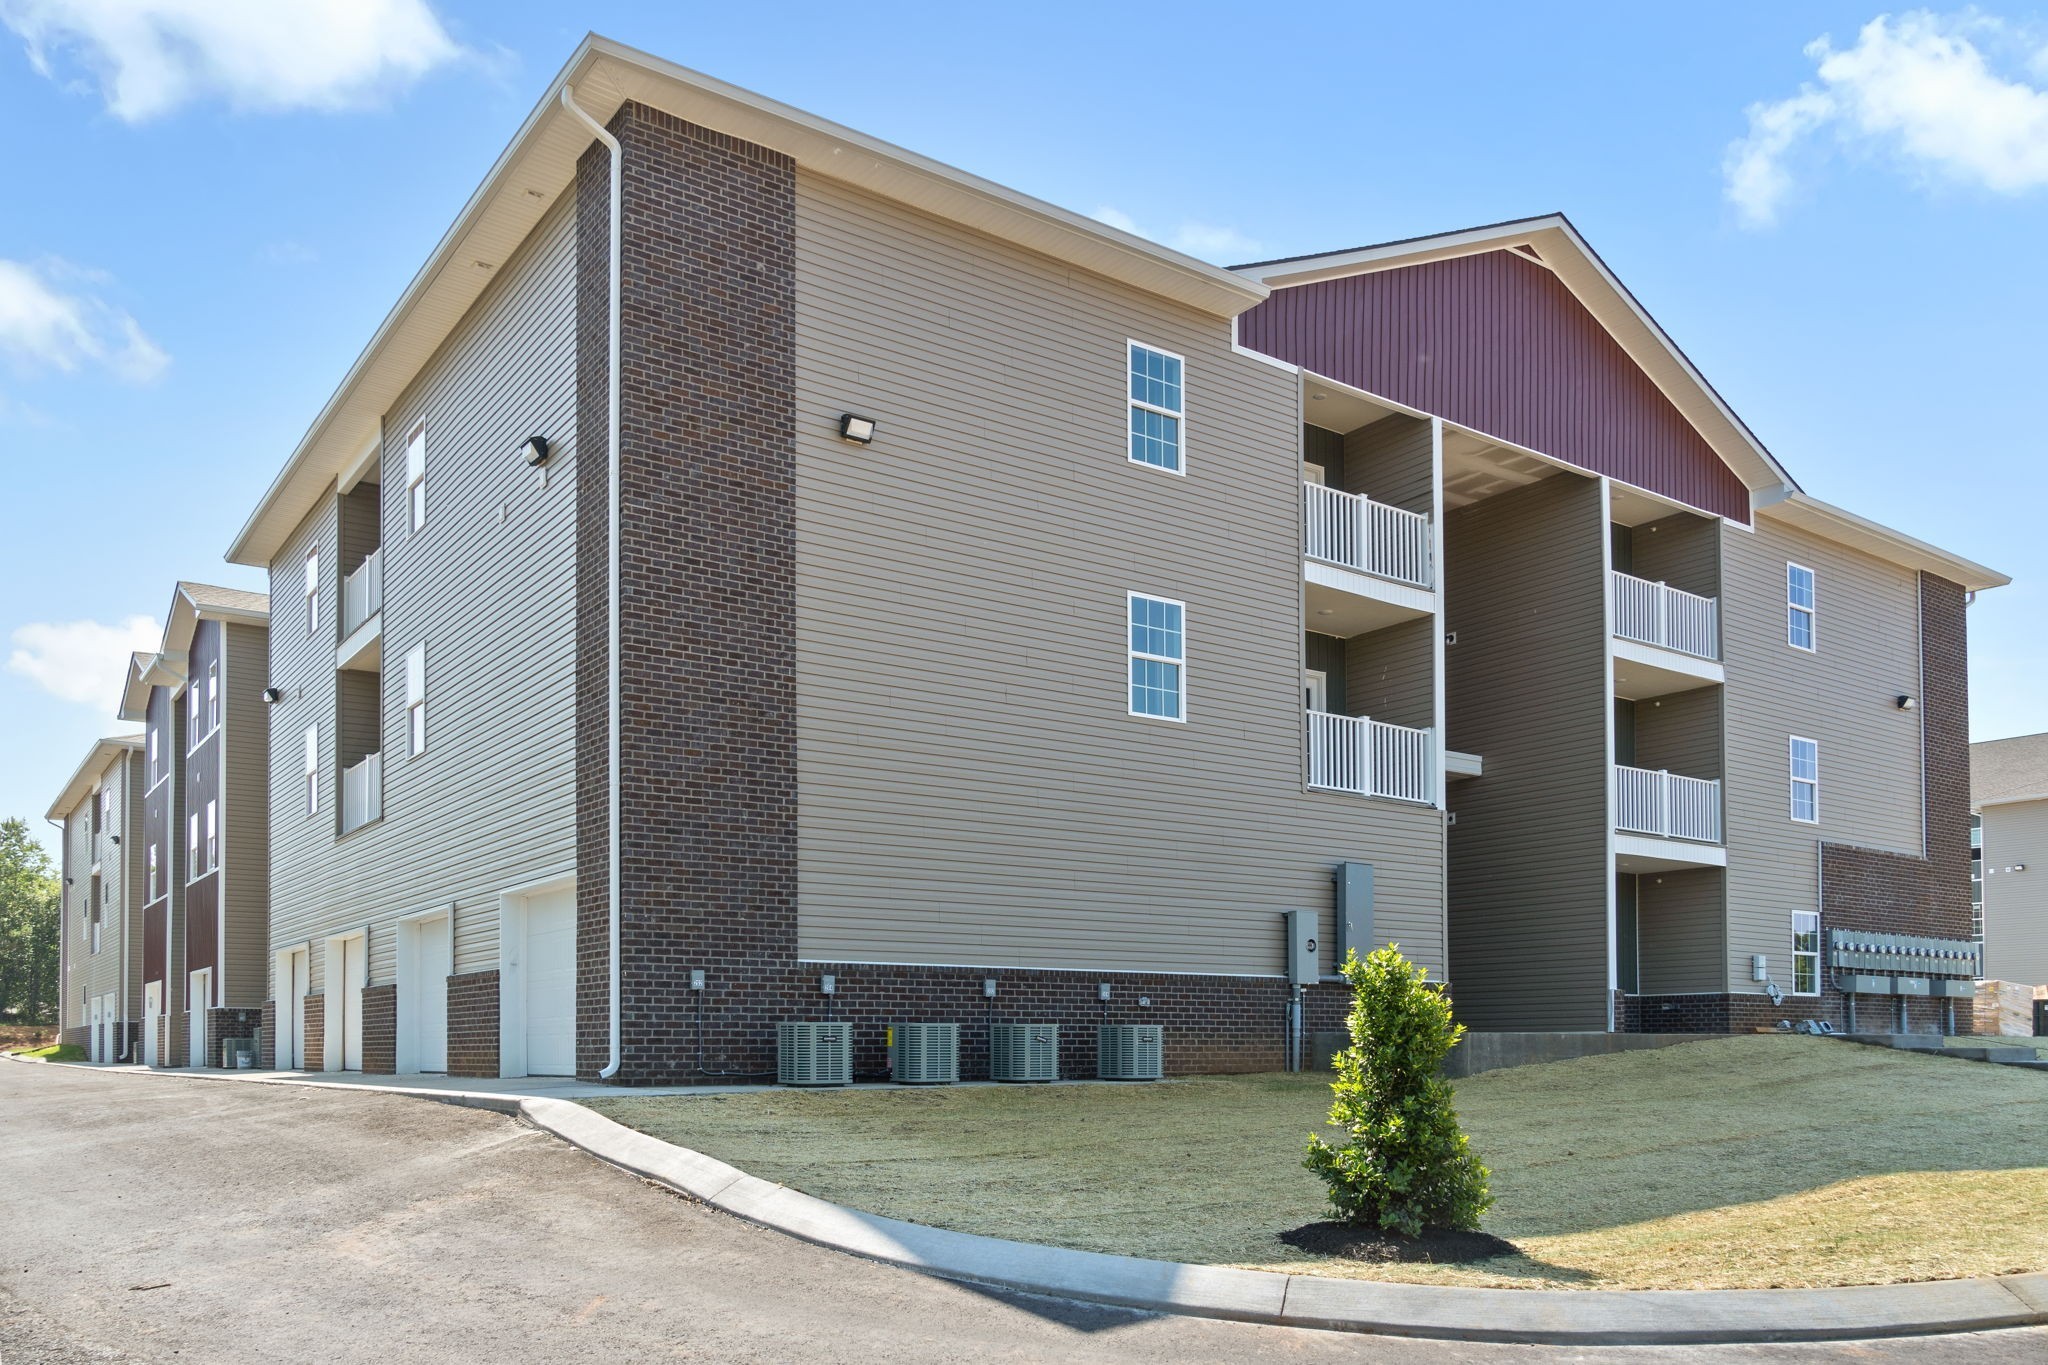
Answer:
top-left (560, 85), bottom-right (623, 1081)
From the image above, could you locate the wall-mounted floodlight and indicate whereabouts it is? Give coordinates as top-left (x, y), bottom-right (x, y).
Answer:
top-left (839, 413), bottom-right (876, 444)
top-left (521, 435), bottom-right (551, 468)
top-left (262, 686), bottom-right (285, 704)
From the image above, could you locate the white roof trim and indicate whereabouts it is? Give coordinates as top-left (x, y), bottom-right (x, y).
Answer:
top-left (226, 33), bottom-right (1265, 566)
top-left (1754, 490), bottom-right (2009, 593)
top-left (46, 737), bottom-right (144, 821)
top-left (1234, 215), bottom-right (1798, 501)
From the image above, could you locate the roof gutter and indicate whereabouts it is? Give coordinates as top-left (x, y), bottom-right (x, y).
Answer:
top-left (560, 84), bottom-right (623, 1083)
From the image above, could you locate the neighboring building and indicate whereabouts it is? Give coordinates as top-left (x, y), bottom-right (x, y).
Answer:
top-left (1971, 732), bottom-right (2048, 992)
top-left (218, 35), bottom-right (2003, 1082)
top-left (116, 583), bottom-right (272, 1068)
top-left (48, 737), bottom-right (146, 1062)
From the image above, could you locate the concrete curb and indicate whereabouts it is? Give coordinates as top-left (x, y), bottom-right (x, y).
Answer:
top-left (14, 1053), bottom-right (2048, 1345)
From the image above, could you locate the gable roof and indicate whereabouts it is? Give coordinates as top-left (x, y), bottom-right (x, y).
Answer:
top-left (115, 582), bottom-right (267, 722)
top-left (1974, 732), bottom-right (2048, 808)
top-left (225, 32), bottom-right (1267, 567)
top-left (46, 736), bottom-right (145, 821)
top-left (1232, 215), bottom-right (1797, 500)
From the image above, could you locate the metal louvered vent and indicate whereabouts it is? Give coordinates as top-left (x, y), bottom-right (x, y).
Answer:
top-left (889, 1022), bottom-right (959, 1085)
top-left (777, 1021), bottom-right (852, 1087)
top-left (990, 1022), bottom-right (1058, 1082)
top-left (1097, 1024), bottom-right (1164, 1081)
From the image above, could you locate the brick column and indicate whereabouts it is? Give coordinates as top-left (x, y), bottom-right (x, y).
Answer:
top-left (575, 102), bottom-right (798, 1082)
top-left (361, 984), bottom-right (397, 1074)
top-left (447, 969), bottom-right (500, 1078)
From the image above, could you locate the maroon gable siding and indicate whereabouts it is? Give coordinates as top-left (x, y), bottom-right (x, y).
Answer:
top-left (1237, 250), bottom-right (1752, 524)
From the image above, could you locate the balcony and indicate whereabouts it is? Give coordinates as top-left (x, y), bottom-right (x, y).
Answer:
top-left (1305, 482), bottom-right (1433, 588)
top-left (1615, 764), bottom-right (1720, 843)
top-left (1306, 710), bottom-right (1435, 805)
top-left (341, 751), bottom-right (382, 834)
top-left (336, 549), bottom-right (383, 672)
top-left (1611, 571), bottom-right (1717, 660)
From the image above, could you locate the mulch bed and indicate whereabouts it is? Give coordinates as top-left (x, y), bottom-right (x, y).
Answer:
top-left (1279, 1221), bottom-right (1520, 1265)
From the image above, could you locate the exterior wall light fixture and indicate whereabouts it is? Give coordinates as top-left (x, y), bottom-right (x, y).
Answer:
top-left (839, 413), bottom-right (876, 444)
top-left (521, 435), bottom-right (551, 468)
top-left (1896, 695), bottom-right (1917, 710)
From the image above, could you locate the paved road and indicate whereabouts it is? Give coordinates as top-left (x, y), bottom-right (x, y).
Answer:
top-left (4, 1062), bottom-right (2046, 1364)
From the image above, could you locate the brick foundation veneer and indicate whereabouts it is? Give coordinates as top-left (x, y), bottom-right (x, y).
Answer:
top-left (1627, 575), bottom-right (1974, 1037)
top-left (361, 984), bottom-right (397, 1074)
top-left (300, 994), bottom-right (324, 1071)
top-left (259, 1002), bottom-right (276, 1069)
top-left (164, 1010), bottom-right (188, 1067)
top-left (447, 970), bottom-right (500, 1078)
top-left (201, 1008), bottom-right (264, 1067)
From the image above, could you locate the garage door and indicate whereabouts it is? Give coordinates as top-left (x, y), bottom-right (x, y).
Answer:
top-left (523, 889), bottom-right (575, 1077)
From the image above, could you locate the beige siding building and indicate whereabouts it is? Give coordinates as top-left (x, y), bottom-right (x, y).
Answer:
top-left (1973, 733), bottom-right (2048, 996)
top-left (49, 738), bottom-right (146, 1062)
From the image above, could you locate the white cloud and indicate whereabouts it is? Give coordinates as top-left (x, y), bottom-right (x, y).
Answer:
top-left (1726, 10), bottom-right (2048, 227)
top-left (1091, 206), bottom-right (1261, 263)
top-left (7, 615), bottom-right (158, 712)
top-left (0, 0), bottom-right (465, 121)
top-left (0, 258), bottom-right (168, 384)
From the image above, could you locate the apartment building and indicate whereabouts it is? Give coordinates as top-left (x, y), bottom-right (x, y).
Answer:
top-left (1971, 733), bottom-right (2048, 994)
top-left (220, 35), bottom-right (2001, 1083)
top-left (49, 737), bottom-right (145, 1062)
top-left (114, 582), bottom-right (272, 1068)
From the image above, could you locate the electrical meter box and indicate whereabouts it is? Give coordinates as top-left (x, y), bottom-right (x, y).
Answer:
top-left (1284, 909), bottom-right (1319, 986)
top-left (1334, 862), bottom-right (1373, 970)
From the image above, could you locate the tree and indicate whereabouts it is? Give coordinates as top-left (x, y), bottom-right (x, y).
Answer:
top-left (1304, 944), bottom-right (1493, 1238)
top-left (0, 818), bottom-right (61, 1025)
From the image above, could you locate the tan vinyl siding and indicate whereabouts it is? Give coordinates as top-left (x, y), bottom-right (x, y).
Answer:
top-left (1634, 685), bottom-right (1723, 781)
top-left (1345, 617), bottom-right (1436, 732)
top-left (1721, 515), bottom-right (1925, 992)
top-left (1445, 472), bottom-right (1611, 1030)
top-left (1629, 512), bottom-right (1720, 601)
top-left (1635, 866), bottom-right (1726, 994)
top-left (60, 753), bottom-right (145, 1030)
top-left (266, 192), bottom-right (578, 996)
top-left (791, 171), bottom-right (1445, 978)
top-left (221, 622), bottom-right (270, 1007)
top-left (1981, 799), bottom-right (2048, 987)
top-left (1341, 413), bottom-right (1433, 515)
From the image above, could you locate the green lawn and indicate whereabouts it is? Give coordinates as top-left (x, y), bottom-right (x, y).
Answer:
top-left (588, 1036), bottom-right (2048, 1291)
top-left (11, 1043), bottom-right (84, 1062)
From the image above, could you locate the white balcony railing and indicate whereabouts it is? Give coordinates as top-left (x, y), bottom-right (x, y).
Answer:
top-left (1614, 764), bottom-right (1721, 843)
top-left (1304, 483), bottom-right (1433, 588)
top-left (1307, 710), bottom-right (1436, 804)
top-left (343, 548), bottom-right (384, 638)
top-left (341, 751), bottom-right (382, 834)
top-left (1611, 570), bottom-right (1718, 660)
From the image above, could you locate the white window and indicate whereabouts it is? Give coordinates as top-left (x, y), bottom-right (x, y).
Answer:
top-left (148, 725), bottom-right (157, 767)
top-left (147, 844), bottom-right (159, 901)
top-left (205, 799), bottom-right (217, 869)
top-left (1127, 593), bottom-right (1185, 721)
top-left (1786, 562), bottom-right (1815, 651)
top-left (305, 549), bottom-right (320, 636)
top-left (206, 660), bottom-right (219, 733)
top-left (406, 643), bottom-right (428, 755)
top-left (405, 422), bottom-right (427, 532)
top-left (1792, 911), bottom-right (1820, 995)
top-left (100, 788), bottom-right (114, 831)
top-left (1789, 736), bottom-right (1819, 823)
top-left (186, 679), bottom-right (199, 735)
top-left (1127, 342), bottom-right (1184, 473)
top-left (303, 724), bottom-right (320, 815)
top-left (186, 812), bottom-right (198, 877)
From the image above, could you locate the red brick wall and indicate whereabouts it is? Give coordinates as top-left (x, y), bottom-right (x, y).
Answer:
top-left (447, 970), bottom-right (499, 1078)
top-left (301, 994), bottom-right (324, 1072)
top-left (361, 984), bottom-right (397, 1074)
top-left (259, 1002), bottom-right (276, 1069)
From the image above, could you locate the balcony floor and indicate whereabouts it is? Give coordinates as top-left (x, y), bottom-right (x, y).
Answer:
top-left (1612, 636), bottom-right (1722, 699)
top-left (1304, 560), bottom-right (1434, 636)
top-left (1615, 832), bottom-right (1727, 872)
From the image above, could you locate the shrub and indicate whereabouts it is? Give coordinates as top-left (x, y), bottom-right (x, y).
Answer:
top-left (1303, 944), bottom-right (1492, 1237)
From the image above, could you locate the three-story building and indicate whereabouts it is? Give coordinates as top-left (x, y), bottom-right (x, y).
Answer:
top-left (49, 737), bottom-right (146, 1062)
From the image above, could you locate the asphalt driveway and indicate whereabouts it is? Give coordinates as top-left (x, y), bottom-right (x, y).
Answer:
top-left (3, 1060), bottom-right (2044, 1363)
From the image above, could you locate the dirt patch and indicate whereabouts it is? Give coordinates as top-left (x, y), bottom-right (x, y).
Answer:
top-left (1278, 1222), bottom-right (1519, 1265)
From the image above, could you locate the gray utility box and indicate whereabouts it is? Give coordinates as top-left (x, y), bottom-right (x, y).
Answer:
top-left (1284, 909), bottom-right (1320, 987)
top-left (990, 1022), bottom-right (1058, 1082)
top-left (889, 1022), bottom-right (959, 1085)
top-left (777, 1021), bottom-right (853, 1086)
top-left (1334, 862), bottom-right (1374, 971)
top-left (1097, 1024), bottom-right (1164, 1081)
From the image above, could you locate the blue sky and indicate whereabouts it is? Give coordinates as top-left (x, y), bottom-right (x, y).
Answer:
top-left (2, 1), bottom-right (2044, 855)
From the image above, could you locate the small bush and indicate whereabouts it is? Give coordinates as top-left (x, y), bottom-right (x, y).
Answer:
top-left (1304, 944), bottom-right (1492, 1237)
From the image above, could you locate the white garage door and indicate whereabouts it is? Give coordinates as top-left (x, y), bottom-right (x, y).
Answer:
top-left (523, 889), bottom-right (575, 1077)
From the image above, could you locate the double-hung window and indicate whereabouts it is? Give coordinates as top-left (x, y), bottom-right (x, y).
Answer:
top-left (1127, 593), bottom-right (1185, 721)
top-left (305, 549), bottom-right (320, 636)
top-left (1792, 911), bottom-right (1820, 995)
top-left (1786, 563), bottom-right (1815, 650)
top-left (147, 844), bottom-right (159, 902)
top-left (186, 811), bottom-right (198, 878)
top-left (303, 724), bottom-right (320, 815)
top-left (206, 661), bottom-right (219, 733)
top-left (1789, 736), bottom-right (1820, 823)
top-left (1127, 342), bottom-right (1184, 473)
top-left (186, 678), bottom-right (199, 738)
top-left (405, 643), bottom-right (428, 755)
top-left (405, 422), bottom-right (428, 532)
top-left (204, 799), bottom-right (217, 870)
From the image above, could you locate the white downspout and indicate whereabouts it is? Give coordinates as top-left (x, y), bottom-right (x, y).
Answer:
top-left (560, 85), bottom-right (623, 1080)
